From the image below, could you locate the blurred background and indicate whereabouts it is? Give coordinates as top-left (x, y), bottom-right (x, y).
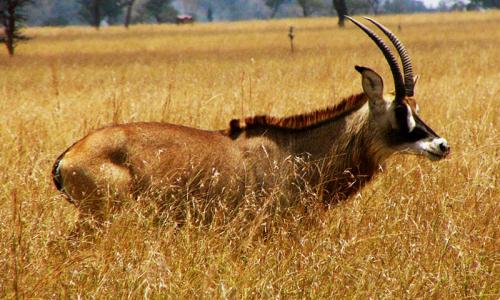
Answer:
top-left (19, 0), bottom-right (498, 28)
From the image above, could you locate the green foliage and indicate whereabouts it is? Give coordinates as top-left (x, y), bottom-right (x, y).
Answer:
top-left (266, 0), bottom-right (286, 18)
top-left (78, 0), bottom-right (121, 27)
top-left (19, 0), bottom-right (485, 27)
top-left (142, 0), bottom-right (178, 23)
top-left (347, 0), bottom-right (371, 14)
top-left (42, 16), bottom-right (69, 26)
top-left (24, 0), bottom-right (79, 26)
top-left (383, 0), bottom-right (428, 12)
top-left (296, 0), bottom-right (325, 16)
top-left (470, 0), bottom-right (500, 7)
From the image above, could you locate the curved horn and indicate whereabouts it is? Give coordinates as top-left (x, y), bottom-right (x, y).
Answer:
top-left (345, 16), bottom-right (405, 102)
top-left (363, 17), bottom-right (414, 97)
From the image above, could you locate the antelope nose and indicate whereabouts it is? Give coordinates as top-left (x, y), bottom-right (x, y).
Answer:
top-left (438, 139), bottom-right (450, 154)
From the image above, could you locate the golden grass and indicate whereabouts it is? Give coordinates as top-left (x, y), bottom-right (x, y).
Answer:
top-left (0, 11), bottom-right (498, 298)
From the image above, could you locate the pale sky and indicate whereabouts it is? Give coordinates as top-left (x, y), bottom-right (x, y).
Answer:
top-left (422, 0), bottom-right (470, 8)
top-left (422, 0), bottom-right (441, 8)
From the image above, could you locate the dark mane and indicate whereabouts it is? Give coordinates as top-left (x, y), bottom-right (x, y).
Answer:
top-left (225, 93), bottom-right (367, 137)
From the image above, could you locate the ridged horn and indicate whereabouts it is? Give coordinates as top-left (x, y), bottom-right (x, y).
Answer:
top-left (363, 17), bottom-right (414, 97)
top-left (345, 16), bottom-right (405, 102)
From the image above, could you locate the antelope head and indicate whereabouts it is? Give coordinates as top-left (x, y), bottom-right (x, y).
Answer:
top-left (347, 16), bottom-right (450, 161)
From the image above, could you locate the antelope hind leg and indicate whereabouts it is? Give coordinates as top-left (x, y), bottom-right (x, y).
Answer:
top-left (59, 160), bottom-right (133, 238)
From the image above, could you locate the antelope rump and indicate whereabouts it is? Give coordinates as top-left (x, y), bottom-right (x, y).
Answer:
top-left (52, 17), bottom-right (450, 230)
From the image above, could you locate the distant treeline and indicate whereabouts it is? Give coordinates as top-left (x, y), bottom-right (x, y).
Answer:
top-left (23, 0), bottom-right (498, 27)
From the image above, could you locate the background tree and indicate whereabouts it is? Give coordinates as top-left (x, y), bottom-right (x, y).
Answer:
top-left (143, 0), bottom-right (177, 23)
top-left (179, 0), bottom-right (198, 15)
top-left (366, 0), bottom-right (381, 14)
top-left (78, 0), bottom-right (121, 29)
top-left (297, 0), bottom-right (311, 16)
top-left (332, 0), bottom-right (348, 27)
top-left (19, 0), bottom-right (452, 26)
top-left (0, 0), bottom-right (31, 56)
top-left (383, 0), bottom-right (427, 13)
top-left (206, 4), bottom-right (212, 21)
top-left (296, 0), bottom-right (324, 16)
top-left (120, 0), bottom-right (135, 28)
top-left (266, 0), bottom-right (286, 18)
top-left (469, 0), bottom-right (499, 7)
top-left (347, 0), bottom-right (371, 14)
top-left (23, 0), bottom-right (79, 26)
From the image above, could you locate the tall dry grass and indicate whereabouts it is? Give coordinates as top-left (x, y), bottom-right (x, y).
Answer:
top-left (0, 12), bottom-right (498, 298)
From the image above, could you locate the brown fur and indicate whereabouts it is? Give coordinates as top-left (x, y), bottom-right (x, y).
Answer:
top-left (226, 93), bottom-right (367, 137)
top-left (53, 68), bottom-right (446, 231)
top-left (54, 91), bottom-right (389, 224)
top-left (52, 18), bottom-right (451, 233)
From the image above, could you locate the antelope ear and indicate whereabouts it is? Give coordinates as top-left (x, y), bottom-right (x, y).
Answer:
top-left (413, 75), bottom-right (420, 90)
top-left (355, 65), bottom-right (385, 112)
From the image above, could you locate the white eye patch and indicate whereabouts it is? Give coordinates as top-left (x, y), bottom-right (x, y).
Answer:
top-left (406, 104), bottom-right (416, 132)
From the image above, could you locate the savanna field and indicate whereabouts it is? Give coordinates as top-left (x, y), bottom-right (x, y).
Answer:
top-left (0, 11), bottom-right (498, 298)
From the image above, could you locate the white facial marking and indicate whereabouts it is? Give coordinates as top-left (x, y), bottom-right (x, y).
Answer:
top-left (432, 138), bottom-right (448, 152)
top-left (411, 137), bottom-right (448, 160)
top-left (406, 104), bottom-right (416, 132)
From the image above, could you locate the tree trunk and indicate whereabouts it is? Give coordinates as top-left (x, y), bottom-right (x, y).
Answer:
top-left (270, 2), bottom-right (279, 18)
top-left (5, 0), bottom-right (16, 55)
top-left (302, 6), bottom-right (310, 16)
top-left (92, 0), bottom-right (101, 29)
top-left (0, 0), bottom-right (30, 56)
top-left (333, 0), bottom-right (348, 27)
top-left (207, 6), bottom-right (213, 22)
top-left (123, 0), bottom-right (135, 28)
top-left (297, 0), bottom-right (310, 17)
top-left (154, 14), bottom-right (162, 24)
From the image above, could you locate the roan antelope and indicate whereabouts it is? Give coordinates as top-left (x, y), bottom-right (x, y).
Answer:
top-left (52, 17), bottom-right (450, 230)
